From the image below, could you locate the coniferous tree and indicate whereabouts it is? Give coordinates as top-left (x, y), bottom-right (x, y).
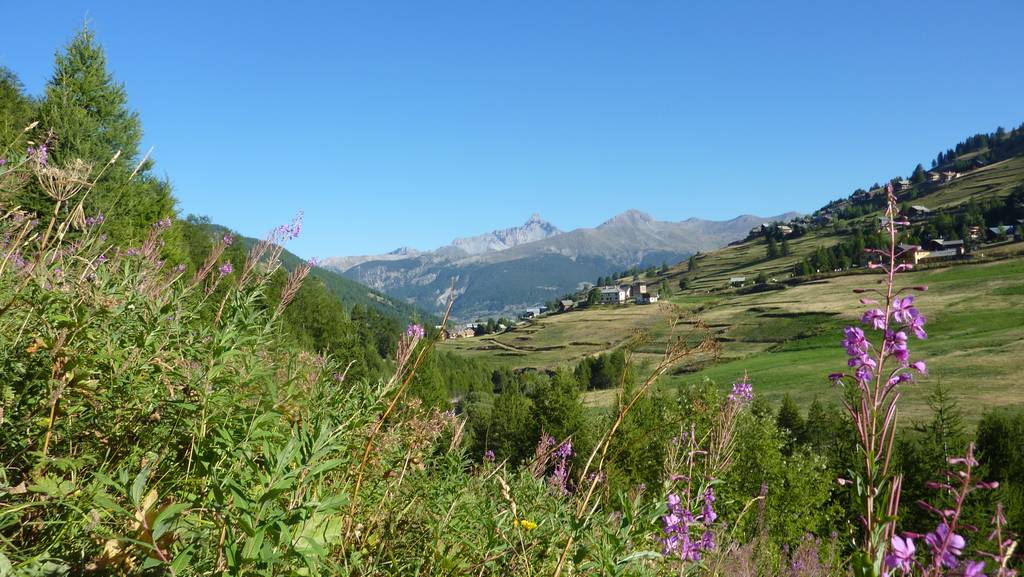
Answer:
top-left (532, 370), bottom-right (586, 442)
top-left (0, 68), bottom-right (35, 151)
top-left (776, 394), bottom-right (805, 452)
top-left (910, 163), bottom-right (927, 184)
top-left (766, 237), bottom-right (779, 259)
top-left (804, 398), bottom-right (835, 453)
top-left (37, 27), bottom-right (177, 248)
top-left (780, 237), bottom-right (791, 257)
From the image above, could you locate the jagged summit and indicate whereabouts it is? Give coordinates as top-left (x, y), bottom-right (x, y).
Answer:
top-left (450, 214), bottom-right (562, 256)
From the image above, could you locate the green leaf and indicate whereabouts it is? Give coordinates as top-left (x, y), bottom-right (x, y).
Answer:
top-left (151, 503), bottom-right (188, 541)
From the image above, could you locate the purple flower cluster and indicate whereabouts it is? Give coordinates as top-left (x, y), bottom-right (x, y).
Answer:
top-left (727, 378), bottom-right (753, 403)
top-left (222, 234), bottom-right (233, 246)
top-left (218, 262), bottom-right (233, 277)
top-left (549, 440), bottom-right (573, 496)
top-left (405, 323), bottom-right (425, 339)
top-left (275, 211), bottom-right (304, 241)
top-left (84, 213), bottom-right (105, 227)
top-left (838, 293), bottom-right (928, 388)
top-left (27, 144), bottom-right (48, 165)
top-left (153, 217), bottom-right (173, 231)
top-left (307, 256), bottom-right (319, 267)
top-left (886, 524), bottom-right (984, 575)
top-left (662, 488), bottom-right (717, 561)
top-left (0, 158), bottom-right (6, 167)
top-left (925, 522), bottom-right (966, 569)
top-left (483, 449), bottom-right (495, 463)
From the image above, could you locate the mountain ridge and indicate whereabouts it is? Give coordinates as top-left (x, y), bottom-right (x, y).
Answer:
top-left (323, 209), bottom-right (800, 319)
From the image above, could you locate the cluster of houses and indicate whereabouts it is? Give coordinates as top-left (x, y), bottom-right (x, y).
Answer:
top-left (898, 239), bottom-right (966, 265)
top-left (748, 223), bottom-right (794, 238)
top-left (889, 220), bottom-right (1023, 265)
top-left (597, 281), bottom-right (659, 305)
top-left (438, 323), bottom-right (481, 340)
top-left (813, 169), bottom-right (969, 226)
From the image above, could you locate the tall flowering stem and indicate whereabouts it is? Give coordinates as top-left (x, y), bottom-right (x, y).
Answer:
top-left (830, 185), bottom-right (929, 575)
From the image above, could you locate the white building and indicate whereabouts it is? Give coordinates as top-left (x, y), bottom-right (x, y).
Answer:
top-left (599, 286), bottom-right (627, 304)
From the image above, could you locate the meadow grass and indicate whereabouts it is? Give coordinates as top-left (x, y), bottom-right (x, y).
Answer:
top-left (444, 256), bottom-right (1024, 423)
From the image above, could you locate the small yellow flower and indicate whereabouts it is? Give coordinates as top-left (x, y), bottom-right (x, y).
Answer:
top-left (515, 519), bottom-right (537, 531)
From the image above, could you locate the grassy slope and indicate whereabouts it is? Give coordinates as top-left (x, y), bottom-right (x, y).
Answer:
top-left (439, 156), bottom-right (1024, 422)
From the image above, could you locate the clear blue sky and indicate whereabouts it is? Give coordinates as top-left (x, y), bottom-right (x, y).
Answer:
top-left (3, 1), bottom-right (1022, 258)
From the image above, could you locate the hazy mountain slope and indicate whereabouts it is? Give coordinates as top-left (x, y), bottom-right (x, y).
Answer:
top-left (324, 210), bottom-right (798, 319)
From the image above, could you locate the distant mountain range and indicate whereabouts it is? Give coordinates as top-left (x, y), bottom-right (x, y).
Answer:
top-left (322, 209), bottom-right (799, 320)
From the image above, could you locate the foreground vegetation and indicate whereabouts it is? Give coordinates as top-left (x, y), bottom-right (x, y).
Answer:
top-left (2, 27), bottom-right (1022, 576)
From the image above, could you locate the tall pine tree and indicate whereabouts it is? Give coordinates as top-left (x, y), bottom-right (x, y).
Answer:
top-left (38, 27), bottom-right (177, 248)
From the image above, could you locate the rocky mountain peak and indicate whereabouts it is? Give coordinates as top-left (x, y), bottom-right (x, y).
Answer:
top-left (450, 214), bottom-right (563, 256)
top-left (599, 209), bottom-right (656, 228)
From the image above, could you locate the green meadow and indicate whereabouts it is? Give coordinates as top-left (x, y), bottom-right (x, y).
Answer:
top-left (441, 254), bottom-right (1024, 422)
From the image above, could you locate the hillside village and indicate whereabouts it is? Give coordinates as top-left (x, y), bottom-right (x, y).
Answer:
top-left (442, 123), bottom-right (1024, 362)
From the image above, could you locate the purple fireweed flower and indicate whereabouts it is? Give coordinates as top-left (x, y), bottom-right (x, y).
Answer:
top-left (667, 493), bottom-right (682, 510)
top-left (907, 310), bottom-right (928, 340)
top-left (405, 323), bottom-right (425, 339)
top-left (888, 372), bottom-right (914, 387)
top-left (842, 327), bottom-right (871, 357)
top-left (153, 217), bottom-right (173, 231)
top-left (85, 214), bottom-right (106, 227)
top-left (218, 262), bottom-right (233, 276)
top-left (964, 560), bottom-right (987, 577)
top-left (911, 360), bottom-right (927, 375)
top-left (307, 256), bottom-right (320, 267)
top-left (884, 330), bottom-right (910, 364)
top-left (893, 295), bottom-right (916, 324)
top-left (925, 522), bottom-right (965, 568)
top-left (555, 440), bottom-right (573, 459)
top-left (0, 158), bottom-right (6, 166)
top-left (702, 487), bottom-right (717, 523)
top-left (174, 263), bottom-right (186, 273)
top-left (484, 450), bottom-right (495, 462)
top-left (662, 490), bottom-right (717, 561)
top-left (27, 144), bottom-right (48, 165)
top-left (885, 535), bottom-right (916, 573)
top-left (222, 234), bottom-right (233, 246)
top-left (97, 254), bottom-right (107, 264)
top-left (728, 380), bottom-right (753, 403)
top-left (862, 308), bottom-right (887, 330)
